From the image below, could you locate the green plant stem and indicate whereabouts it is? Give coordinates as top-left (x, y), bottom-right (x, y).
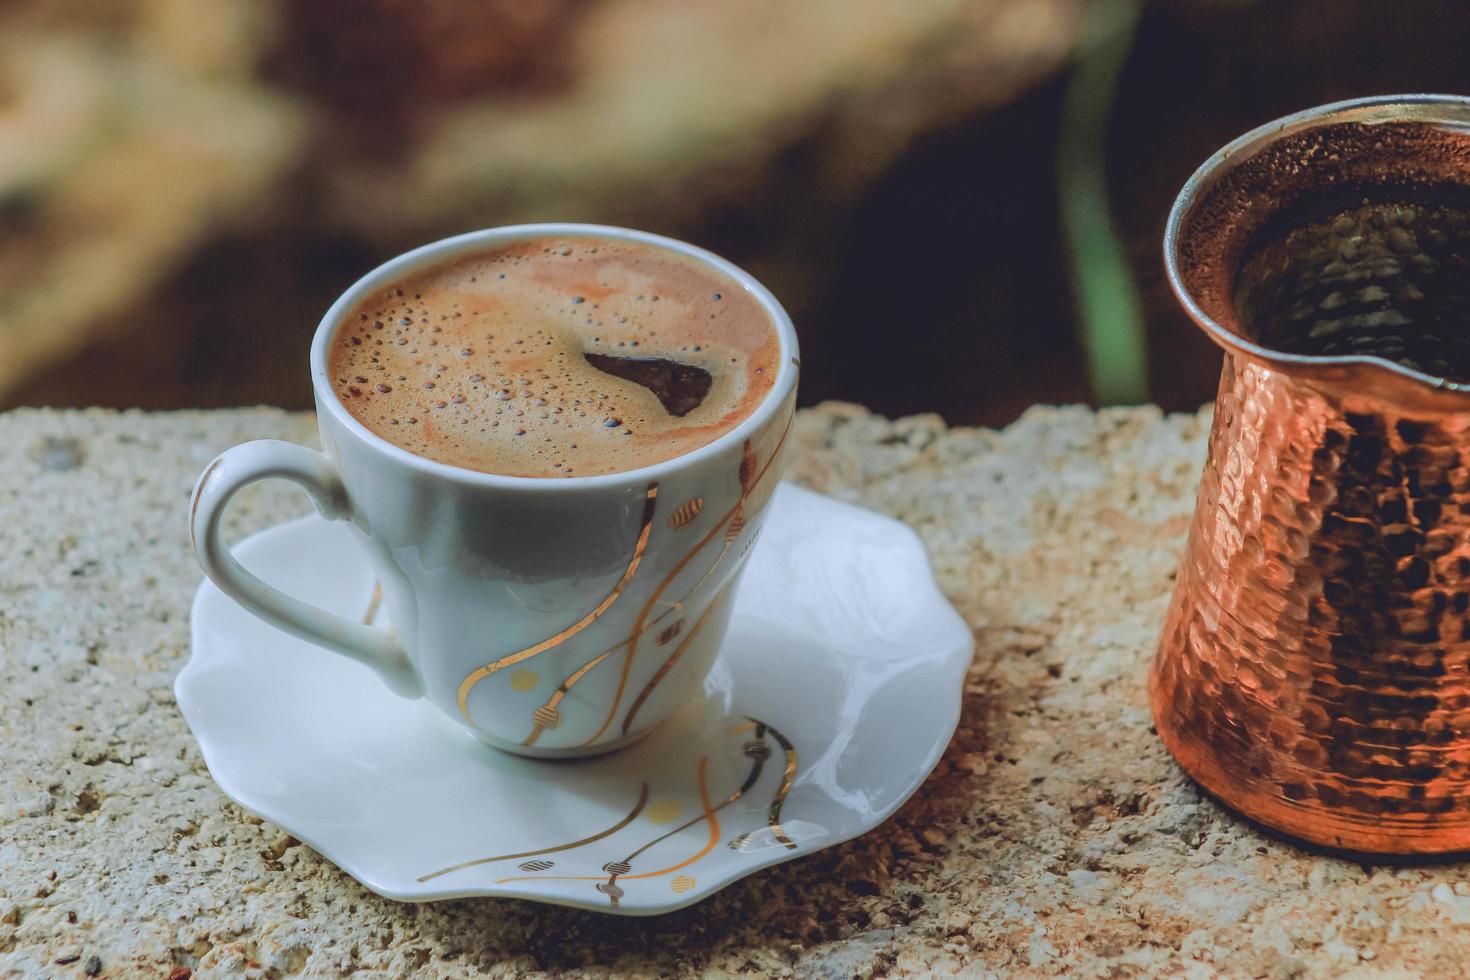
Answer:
top-left (1058, 0), bottom-right (1149, 405)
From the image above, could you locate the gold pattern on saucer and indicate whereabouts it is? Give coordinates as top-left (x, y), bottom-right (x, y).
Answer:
top-left (486, 718), bottom-right (799, 908)
top-left (729, 720), bottom-right (799, 852)
top-left (518, 860), bottom-right (554, 872)
top-left (456, 484), bottom-right (659, 725)
top-left (495, 755), bottom-right (724, 909)
top-left (646, 800), bottom-right (684, 825)
top-left (531, 705), bottom-right (562, 730)
top-left (510, 669), bottom-right (539, 692)
top-left (667, 498), bottom-right (703, 529)
top-left (580, 417), bottom-right (794, 747)
top-left (362, 583), bottom-right (383, 626)
top-left (416, 783), bottom-right (650, 883)
top-left (656, 619), bottom-right (684, 646)
top-left (766, 722), bottom-right (799, 850)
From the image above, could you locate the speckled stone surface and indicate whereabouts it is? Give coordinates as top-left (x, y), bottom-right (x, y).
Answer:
top-left (6, 404), bottom-right (1470, 978)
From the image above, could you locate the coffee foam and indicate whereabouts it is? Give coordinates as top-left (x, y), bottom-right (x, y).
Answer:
top-left (1175, 119), bottom-right (1470, 346)
top-left (328, 236), bottom-right (780, 477)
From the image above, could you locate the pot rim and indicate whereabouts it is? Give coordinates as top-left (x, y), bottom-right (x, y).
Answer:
top-left (1164, 93), bottom-right (1470, 399)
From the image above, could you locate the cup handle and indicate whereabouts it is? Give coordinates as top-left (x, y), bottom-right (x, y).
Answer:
top-left (189, 440), bottom-right (422, 698)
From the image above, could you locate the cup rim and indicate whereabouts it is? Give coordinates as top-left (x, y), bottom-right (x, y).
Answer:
top-left (310, 223), bottom-right (800, 489)
top-left (1163, 93), bottom-right (1470, 396)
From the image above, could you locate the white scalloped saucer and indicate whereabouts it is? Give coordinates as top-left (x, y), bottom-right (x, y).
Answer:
top-left (176, 483), bottom-right (972, 915)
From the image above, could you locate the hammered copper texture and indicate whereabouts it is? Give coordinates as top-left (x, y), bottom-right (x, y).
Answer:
top-left (1152, 353), bottom-right (1470, 853)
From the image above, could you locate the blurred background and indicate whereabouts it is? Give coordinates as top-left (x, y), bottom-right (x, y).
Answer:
top-left (5, 0), bottom-right (1470, 425)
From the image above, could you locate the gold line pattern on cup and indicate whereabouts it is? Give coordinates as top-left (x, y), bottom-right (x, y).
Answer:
top-left (362, 583), bottom-right (383, 626)
top-left (667, 498), bottom-right (703, 529)
top-left (529, 502), bottom-right (738, 745)
top-left (620, 583), bottom-right (732, 736)
top-left (656, 619), bottom-right (684, 646)
top-left (456, 484), bottom-right (659, 725)
top-left (579, 417), bottom-right (794, 747)
top-left (738, 439), bottom-right (758, 494)
top-left (725, 504), bottom-right (746, 543)
top-left (415, 783), bottom-right (650, 883)
top-left (520, 595), bottom-right (705, 747)
top-left (521, 647), bottom-right (615, 747)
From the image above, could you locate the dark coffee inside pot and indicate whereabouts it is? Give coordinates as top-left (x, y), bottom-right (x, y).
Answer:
top-left (1234, 183), bottom-right (1470, 380)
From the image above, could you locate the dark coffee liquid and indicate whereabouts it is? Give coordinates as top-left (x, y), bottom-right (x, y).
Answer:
top-left (1236, 187), bottom-right (1470, 380)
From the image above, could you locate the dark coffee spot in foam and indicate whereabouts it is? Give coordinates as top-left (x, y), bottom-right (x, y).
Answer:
top-left (584, 353), bottom-right (713, 417)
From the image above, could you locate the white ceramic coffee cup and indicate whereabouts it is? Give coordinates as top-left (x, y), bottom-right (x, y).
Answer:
top-left (189, 224), bottom-right (799, 757)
